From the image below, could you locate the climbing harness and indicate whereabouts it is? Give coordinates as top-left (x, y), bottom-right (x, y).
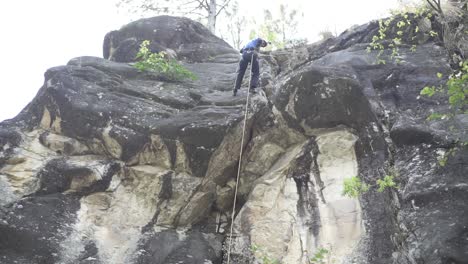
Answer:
top-left (226, 52), bottom-right (255, 264)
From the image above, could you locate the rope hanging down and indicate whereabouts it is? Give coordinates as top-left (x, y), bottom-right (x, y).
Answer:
top-left (226, 53), bottom-right (255, 264)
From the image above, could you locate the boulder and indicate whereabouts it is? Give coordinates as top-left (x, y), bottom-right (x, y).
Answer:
top-left (103, 15), bottom-right (237, 63)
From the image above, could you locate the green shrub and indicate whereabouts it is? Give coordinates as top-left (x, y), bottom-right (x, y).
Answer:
top-left (421, 61), bottom-right (467, 167)
top-left (343, 170), bottom-right (400, 197)
top-left (250, 244), bottom-right (280, 264)
top-left (342, 176), bottom-right (369, 198)
top-left (437, 147), bottom-right (460, 167)
top-left (134, 40), bottom-right (197, 81)
top-left (376, 175), bottom-right (397, 192)
top-left (367, 6), bottom-right (434, 64)
top-left (420, 60), bottom-right (468, 118)
top-left (309, 248), bottom-right (330, 264)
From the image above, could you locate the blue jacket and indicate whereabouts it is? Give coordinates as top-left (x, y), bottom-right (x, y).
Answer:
top-left (240, 38), bottom-right (265, 53)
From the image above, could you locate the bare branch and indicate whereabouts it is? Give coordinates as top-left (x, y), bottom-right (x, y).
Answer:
top-left (181, 10), bottom-right (206, 17)
top-left (141, 3), bottom-right (170, 13)
top-left (177, 0), bottom-right (204, 10)
top-left (426, 0), bottom-right (444, 15)
top-left (179, 5), bottom-right (205, 16)
top-left (117, 0), bottom-right (222, 31)
top-left (216, 0), bottom-right (232, 16)
top-left (203, 0), bottom-right (210, 11)
top-left (180, 0), bottom-right (203, 5)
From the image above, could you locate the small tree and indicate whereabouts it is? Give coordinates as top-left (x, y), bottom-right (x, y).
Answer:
top-left (376, 175), bottom-right (398, 192)
top-left (224, 1), bottom-right (246, 49)
top-left (256, 10), bottom-right (282, 49)
top-left (134, 40), bottom-right (197, 81)
top-left (309, 248), bottom-right (330, 264)
top-left (420, 61), bottom-right (468, 118)
top-left (250, 5), bottom-right (306, 50)
top-left (342, 176), bottom-right (369, 198)
top-left (278, 4), bottom-right (305, 47)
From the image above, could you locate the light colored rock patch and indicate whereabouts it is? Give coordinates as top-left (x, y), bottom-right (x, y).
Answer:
top-left (60, 166), bottom-right (170, 264)
top-left (244, 142), bottom-right (285, 176)
top-left (156, 173), bottom-right (202, 226)
top-left (314, 130), bottom-right (362, 262)
top-left (127, 134), bottom-right (171, 168)
top-left (0, 174), bottom-right (17, 206)
top-left (174, 140), bottom-right (192, 174)
top-left (215, 180), bottom-right (236, 212)
top-left (102, 125), bottom-right (122, 159)
top-left (40, 107), bottom-right (62, 133)
top-left (286, 88), bottom-right (298, 119)
top-left (204, 119), bottom-right (246, 186)
top-left (84, 138), bottom-right (108, 156)
top-left (0, 130), bottom-right (56, 204)
top-left (231, 130), bottom-right (362, 263)
top-left (66, 156), bottom-right (113, 191)
top-left (40, 107), bottom-right (52, 130)
top-left (41, 132), bottom-right (89, 155)
top-left (204, 106), bottom-right (303, 188)
top-left (234, 144), bottom-right (306, 263)
top-left (271, 106), bottom-right (306, 147)
top-left (320, 79), bottom-right (336, 99)
top-left (177, 191), bottom-right (215, 226)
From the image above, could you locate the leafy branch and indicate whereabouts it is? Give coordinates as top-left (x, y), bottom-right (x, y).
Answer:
top-left (342, 171), bottom-right (399, 198)
top-left (134, 40), bottom-right (197, 82)
top-left (309, 247), bottom-right (330, 264)
top-left (250, 244), bottom-right (280, 264)
top-left (367, 6), bottom-right (435, 64)
top-left (420, 60), bottom-right (468, 119)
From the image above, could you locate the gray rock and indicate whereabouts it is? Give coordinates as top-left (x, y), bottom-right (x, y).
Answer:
top-left (0, 15), bottom-right (466, 264)
top-left (103, 15), bottom-right (237, 63)
top-left (137, 229), bottom-right (223, 264)
top-left (0, 194), bottom-right (80, 263)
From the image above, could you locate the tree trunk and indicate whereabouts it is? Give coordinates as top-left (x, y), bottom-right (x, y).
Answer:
top-left (207, 0), bottom-right (217, 33)
top-left (282, 24), bottom-right (286, 45)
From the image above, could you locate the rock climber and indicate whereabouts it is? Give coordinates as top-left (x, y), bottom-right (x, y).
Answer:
top-left (233, 37), bottom-right (268, 96)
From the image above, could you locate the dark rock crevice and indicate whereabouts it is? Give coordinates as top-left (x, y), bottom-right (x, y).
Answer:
top-left (289, 138), bottom-right (322, 242)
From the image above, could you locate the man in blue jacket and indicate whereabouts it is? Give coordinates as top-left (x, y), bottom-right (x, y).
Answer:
top-left (233, 38), bottom-right (268, 96)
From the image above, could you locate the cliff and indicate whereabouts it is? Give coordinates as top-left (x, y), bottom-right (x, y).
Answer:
top-left (0, 15), bottom-right (467, 264)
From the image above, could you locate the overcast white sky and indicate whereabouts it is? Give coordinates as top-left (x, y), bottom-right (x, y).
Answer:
top-left (0, 0), bottom-right (401, 122)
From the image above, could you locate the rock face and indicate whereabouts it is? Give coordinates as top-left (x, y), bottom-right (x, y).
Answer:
top-left (103, 15), bottom-right (237, 63)
top-left (1, 15), bottom-right (467, 264)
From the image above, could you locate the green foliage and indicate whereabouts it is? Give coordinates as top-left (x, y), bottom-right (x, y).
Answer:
top-left (438, 152), bottom-right (448, 166)
top-left (250, 244), bottom-right (280, 264)
top-left (376, 175), bottom-right (397, 192)
top-left (426, 112), bottom-right (449, 120)
top-left (342, 176), bottom-right (369, 198)
top-left (420, 86), bottom-right (437, 97)
top-left (429, 30), bottom-right (438, 37)
top-left (342, 168), bottom-right (400, 197)
top-left (134, 40), bottom-right (197, 82)
top-left (438, 147), bottom-right (459, 167)
top-left (446, 62), bottom-right (468, 109)
top-left (367, 5), bottom-right (435, 64)
top-left (421, 61), bottom-right (468, 168)
top-left (309, 248), bottom-right (329, 264)
top-left (420, 60), bottom-right (468, 119)
top-left (250, 10), bottom-right (283, 50)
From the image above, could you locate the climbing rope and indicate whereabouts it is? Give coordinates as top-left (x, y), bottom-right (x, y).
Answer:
top-left (226, 52), bottom-right (255, 264)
